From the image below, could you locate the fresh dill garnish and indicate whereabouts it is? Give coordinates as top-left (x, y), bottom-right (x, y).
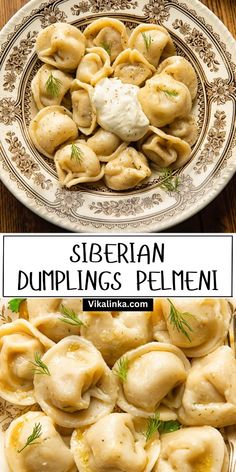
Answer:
top-left (45, 73), bottom-right (62, 98)
top-left (100, 41), bottom-right (112, 56)
top-left (30, 352), bottom-right (50, 376)
top-left (158, 419), bottom-right (182, 434)
top-left (159, 168), bottom-right (180, 192)
top-left (145, 412), bottom-right (181, 441)
top-left (142, 32), bottom-right (153, 52)
top-left (167, 298), bottom-right (195, 342)
top-left (114, 357), bottom-right (129, 382)
top-left (8, 298), bottom-right (26, 313)
top-left (17, 422), bottom-right (42, 453)
top-left (71, 143), bottom-right (84, 163)
top-left (59, 304), bottom-right (85, 326)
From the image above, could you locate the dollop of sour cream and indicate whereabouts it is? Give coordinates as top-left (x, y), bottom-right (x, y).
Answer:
top-left (92, 78), bottom-right (149, 142)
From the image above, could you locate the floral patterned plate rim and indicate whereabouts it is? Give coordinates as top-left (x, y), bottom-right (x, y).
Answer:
top-left (0, 0), bottom-right (235, 233)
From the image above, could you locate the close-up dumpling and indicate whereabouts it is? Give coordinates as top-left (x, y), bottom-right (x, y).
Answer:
top-left (129, 24), bottom-right (175, 68)
top-left (84, 18), bottom-right (128, 62)
top-left (113, 48), bottom-right (156, 86)
top-left (157, 56), bottom-right (198, 100)
top-left (138, 73), bottom-right (192, 128)
top-left (0, 319), bottom-right (53, 405)
top-left (163, 115), bottom-right (199, 147)
top-left (114, 342), bottom-right (190, 417)
top-left (76, 46), bottom-right (112, 85)
top-left (36, 22), bottom-right (85, 70)
top-left (31, 64), bottom-right (73, 110)
top-left (55, 140), bottom-right (104, 188)
top-left (71, 79), bottom-right (97, 135)
top-left (71, 413), bottom-right (160, 472)
top-left (29, 105), bottom-right (78, 159)
top-left (178, 345), bottom-right (236, 427)
top-left (5, 411), bottom-right (76, 472)
top-left (87, 128), bottom-right (127, 162)
top-left (34, 336), bottom-right (118, 428)
top-left (154, 426), bottom-right (228, 472)
top-left (104, 147), bottom-right (151, 190)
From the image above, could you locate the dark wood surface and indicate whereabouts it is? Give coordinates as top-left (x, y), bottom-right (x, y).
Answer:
top-left (0, 0), bottom-right (235, 233)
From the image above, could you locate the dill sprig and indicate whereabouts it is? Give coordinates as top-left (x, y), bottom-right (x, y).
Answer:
top-left (145, 412), bottom-right (181, 441)
top-left (114, 357), bottom-right (129, 382)
top-left (8, 298), bottom-right (26, 313)
top-left (100, 41), bottom-right (112, 56)
top-left (31, 352), bottom-right (50, 376)
top-left (59, 304), bottom-right (85, 326)
top-left (45, 73), bottom-right (62, 98)
top-left (71, 143), bottom-right (84, 163)
top-left (159, 168), bottom-right (180, 192)
top-left (167, 298), bottom-right (195, 342)
top-left (142, 32), bottom-right (153, 52)
top-left (17, 422), bottom-right (42, 453)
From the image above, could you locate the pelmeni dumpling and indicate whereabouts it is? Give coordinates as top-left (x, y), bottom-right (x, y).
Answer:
top-left (0, 319), bottom-right (53, 405)
top-left (31, 64), bottom-right (73, 110)
top-left (87, 128), bottom-right (127, 162)
top-left (156, 298), bottom-right (231, 357)
top-left (76, 47), bottom-right (112, 85)
top-left (29, 106), bottom-right (78, 159)
top-left (157, 56), bottom-right (198, 100)
top-left (163, 115), bottom-right (199, 147)
top-left (36, 22), bottom-right (85, 70)
top-left (5, 411), bottom-right (76, 472)
top-left (141, 126), bottom-right (192, 169)
top-left (114, 342), bottom-right (190, 417)
top-left (154, 426), bottom-right (229, 472)
top-left (71, 413), bottom-right (160, 472)
top-left (129, 24), bottom-right (175, 68)
top-left (71, 79), bottom-right (97, 135)
top-left (80, 311), bottom-right (154, 365)
top-left (27, 298), bottom-right (83, 342)
top-left (138, 73), bottom-right (192, 128)
top-left (178, 346), bottom-right (236, 427)
top-left (84, 18), bottom-right (128, 62)
top-left (34, 336), bottom-right (118, 428)
top-left (104, 147), bottom-right (151, 190)
top-left (113, 48), bottom-right (156, 86)
top-left (55, 140), bottom-right (104, 187)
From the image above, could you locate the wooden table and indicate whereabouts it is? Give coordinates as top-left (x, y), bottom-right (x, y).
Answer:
top-left (0, 0), bottom-right (235, 233)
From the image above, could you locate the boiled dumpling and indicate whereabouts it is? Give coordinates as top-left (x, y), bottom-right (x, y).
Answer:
top-left (154, 426), bottom-right (228, 472)
top-left (27, 298), bottom-right (83, 342)
top-left (87, 128), bottom-right (127, 162)
top-left (163, 115), bottom-right (198, 147)
top-left (5, 411), bottom-right (76, 472)
top-left (178, 346), bottom-right (236, 427)
top-left (113, 48), bottom-right (155, 86)
top-left (84, 18), bottom-right (128, 62)
top-left (36, 22), bottom-right (85, 70)
top-left (0, 319), bottom-right (53, 405)
top-left (141, 126), bottom-right (192, 169)
top-left (71, 413), bottom-right (160, 472)
top-left (104, 147), bottom-right (151, 190)
top-left (31, 64), bottom-right (73, 110)
top-left (114, 342), bottom-right (190, 417)
top-left (129, 24), bottom-right (175, 68)
top-left (29, 106), bottom-right (78, 159)
top-left (76, 46), bottom-right (112, 85)
top-left (71, 79), bottom-right (97, 135)
top-left (34, 336), bottom-right (118, 428)
top-left (157, 56), bottom-right (198, 100)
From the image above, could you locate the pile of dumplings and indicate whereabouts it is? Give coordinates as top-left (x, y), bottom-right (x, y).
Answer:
top-left (29, 19), bottom-right (199, 191)
top-left (1, 297), bottom-right (235, 471)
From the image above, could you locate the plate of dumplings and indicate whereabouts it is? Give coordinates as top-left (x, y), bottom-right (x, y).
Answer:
top-left (0, 0), bottom-right (235, 232)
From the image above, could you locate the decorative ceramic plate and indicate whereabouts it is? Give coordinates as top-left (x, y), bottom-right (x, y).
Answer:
top-left (0, 0), bottom-right (235, 232)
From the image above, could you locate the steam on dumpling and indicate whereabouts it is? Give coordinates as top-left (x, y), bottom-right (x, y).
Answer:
top-left (154, 426), bottom-right (229, 472)
top-left (104, 147), bottom-right (151, 190)
top-left (55, 140), bottom-right (104, 188)
top-left (113, 49), bottom-right (156, 86)
top-left (36, 22), bottom-right (85, 70)
top-left (34, 336), bottom-right (118, 428)
top-left (31, 65), bottom-right (73, 110)
top-left (157, 56), bottom-right (198, 100)
top-left (5, 411), bottom-right (76, 472)
top-left (76, 47), bottom-right (112, 85)
top-left (138, 74), bottom-right (192, 128)
top-left (141, 126), bottom-right (192, 169)
top-left (178, 346), bottom-right (236, 427)
top-left (0, 319), bottom-right (53, 405)
top-left (27, 298), bottom-right (83, 343)
top-left (87, 128), bottom-right (127, 162)
top-left (71, 413), bottom-right (160, 472)
top-left (114, 342), bottom-right (190, 417)
top-left (29, 106), bottom-right (78, 159)
top-left (84, 18), bottom-right (128, 62)
top-left (129, 24), bottom-right (175, 68)
top-left (163, 115), bottom-right (198, 147)
top-left (71, 79), bottom-right (97, 135)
